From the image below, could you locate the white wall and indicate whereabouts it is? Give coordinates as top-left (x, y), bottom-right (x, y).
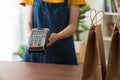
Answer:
top-left (0, 0), bottom-right (23, 61)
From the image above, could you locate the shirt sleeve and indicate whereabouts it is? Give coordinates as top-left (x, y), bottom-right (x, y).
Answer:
top-left (69, 0), bottom-right (86, 6)
top-left (20, 0), bottom-right (33, 6)
top-left (20, 0), bottom-right (86, 6)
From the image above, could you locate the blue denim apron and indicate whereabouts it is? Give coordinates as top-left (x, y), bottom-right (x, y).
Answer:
top-left (24, 0), bottom-right (77, 65)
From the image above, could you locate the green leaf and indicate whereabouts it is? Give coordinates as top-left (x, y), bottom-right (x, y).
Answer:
top-left (80, 24), bottom-right (89, 31)
top-left (78, 15), bottom-right (86, 20)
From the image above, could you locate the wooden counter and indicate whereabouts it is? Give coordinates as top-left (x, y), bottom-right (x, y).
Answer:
top-left (0, 61), bottom-right (83, 80)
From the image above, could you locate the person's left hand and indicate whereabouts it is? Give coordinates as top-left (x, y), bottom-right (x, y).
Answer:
top-left (46, 33), bottom-right (58, 47)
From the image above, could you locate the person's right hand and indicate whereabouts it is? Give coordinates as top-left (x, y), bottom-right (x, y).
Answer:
top-left (46, 33), bottom-right (58, 47)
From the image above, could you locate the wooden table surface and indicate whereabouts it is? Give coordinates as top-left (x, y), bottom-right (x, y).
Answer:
top-left (0, 61), bottom-right (83, 80)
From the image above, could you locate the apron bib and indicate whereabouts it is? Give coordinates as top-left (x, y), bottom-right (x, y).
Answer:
top-left (24, 0), bottom-right (77, 65)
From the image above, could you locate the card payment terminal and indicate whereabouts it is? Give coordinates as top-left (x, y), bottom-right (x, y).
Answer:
top-left (28, 28), bottom-right (50, 54)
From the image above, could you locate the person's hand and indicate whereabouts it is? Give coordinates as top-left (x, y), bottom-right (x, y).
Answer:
top-left (46, 33), bottom-right (58, 47)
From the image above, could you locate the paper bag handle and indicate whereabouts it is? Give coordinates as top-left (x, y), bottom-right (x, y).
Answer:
top-left (90, 9), bottom-right (104, 27)
top-left (114, 9), bottom-right (120, 28)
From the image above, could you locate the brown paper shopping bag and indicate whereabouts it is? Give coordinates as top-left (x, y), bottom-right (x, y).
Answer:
top-left (82, 9), bottom-right (106, 80)
top-left (106, 12), bottom-right (120, 80)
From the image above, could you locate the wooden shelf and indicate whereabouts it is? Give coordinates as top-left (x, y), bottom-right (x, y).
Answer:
top-left (104, 12), bottom-right (118, 16)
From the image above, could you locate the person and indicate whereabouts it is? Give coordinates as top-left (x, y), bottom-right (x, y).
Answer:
top-left (20, 0), bottom-right (86, 65)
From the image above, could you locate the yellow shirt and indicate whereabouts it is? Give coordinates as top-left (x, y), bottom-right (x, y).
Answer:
top-left (20, 0), bottom-right (86, 6)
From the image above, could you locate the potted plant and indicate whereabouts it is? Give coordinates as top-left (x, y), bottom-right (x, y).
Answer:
top-left (74, 3), bottom-right (91, 41)
top-left (13, 45), bottom-right (25, 61)
top-left (74, 4), bottom-right (91, 64)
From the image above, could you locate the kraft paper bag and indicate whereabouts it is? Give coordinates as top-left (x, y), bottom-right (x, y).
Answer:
top-left (82, 10), bottom-right (106, 80)
top-left (106, 13), bottom-right (120, 80)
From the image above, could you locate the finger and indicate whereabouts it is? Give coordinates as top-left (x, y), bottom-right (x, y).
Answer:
top-left (46, 42), bottom-right (52, 47)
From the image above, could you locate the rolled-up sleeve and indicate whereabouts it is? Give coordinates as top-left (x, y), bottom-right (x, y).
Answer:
top-left (20, 0), bottom-right (33, 6)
